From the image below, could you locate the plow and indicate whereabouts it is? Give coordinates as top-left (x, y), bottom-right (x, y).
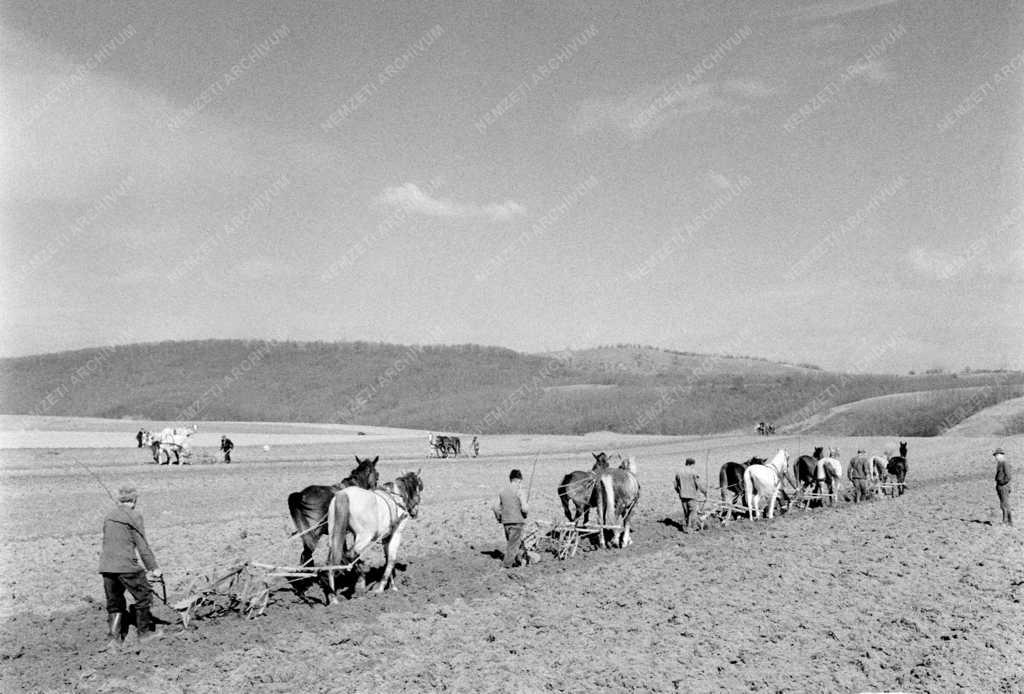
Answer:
top-left (521, 519), bottom-right (623, 560)
top-left (169, 556), bottom-right (366, 627)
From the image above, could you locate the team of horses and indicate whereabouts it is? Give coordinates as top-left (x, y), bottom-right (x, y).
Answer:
top-left (284, 441), bottom-right (907, 605)
top-left (287, 456), bottom-right (424, 604)
top-left (428, 433), bottom-right (461, 458)
top-left (136, 426), bottom-right (197, 465)
top-left (557, 452), bottom-right (641, 549)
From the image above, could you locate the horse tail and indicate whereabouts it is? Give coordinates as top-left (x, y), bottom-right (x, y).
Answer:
top-left (743, 468), bottom-right (754, 519)
top-left (599, 473), bottom-right (615, 526)
top-left (327, 491), bottom-right (350, 568)
top-left (557, 474), bottom-right (575, 522)
top-left (719, 466), bottom-right (728, 504)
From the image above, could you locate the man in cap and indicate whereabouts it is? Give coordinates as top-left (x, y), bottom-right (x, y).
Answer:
top-left (847, 449), bottom-right (872, 503)
top-left (493, 469), bottom-right (530, 568)
top-left (99, 485), bottom-right (163, 648)
top-left (220, 435), bottom-right (234, 463)
top-left (673, 458), bottom-right (707, 532)
top-left (993, 447), bottom-right (1012, 526)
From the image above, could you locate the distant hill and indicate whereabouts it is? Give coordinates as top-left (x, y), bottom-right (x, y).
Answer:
top-left (1, 340), bottom-right (1021, 436)
top-left (548, 344), bottom-right (821, 378)
top-left (943, 395), bottom-right (1024, 437)
top-left (783, 385), bottom-right (1024, 437)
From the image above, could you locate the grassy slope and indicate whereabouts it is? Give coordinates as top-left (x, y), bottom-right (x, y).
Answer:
top-left (1, 340), bottom-right (1021, 435)
top-left (787, 385), bottom-right (1024, 437)
top-left (943, 395), bottom-right (1024, 437)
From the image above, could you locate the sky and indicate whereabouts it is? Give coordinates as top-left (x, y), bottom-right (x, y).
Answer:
top-left (2, 0), bottom-right (1022, 373)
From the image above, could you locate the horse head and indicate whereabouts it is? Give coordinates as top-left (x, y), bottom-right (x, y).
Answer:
top-left (619, 456), bottom-right (637, 473)
top-left (396, 471), bottom-right (424, 518)
top-left (350, 455), bottom-right (380, 489)
top-left (813, 446), bottom-right (823, 459)
top-left (591, 452), bottom-right (610, 471)
top-left (899, 441), bottom-right (907, 457)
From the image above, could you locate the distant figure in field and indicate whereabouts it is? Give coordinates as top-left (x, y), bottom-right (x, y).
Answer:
top-left (674, 457), bottom-right (707, 533)
top-left (847, 449), bottom-right (872, 503)
top-left (471, 436), bottom-right (480, 458)
top-left (993, 447), bottom-right (1012, 526)
top-left (220, 436), bottom-right (234, 464)
top-left (135, 429), bottom-right (144, 448)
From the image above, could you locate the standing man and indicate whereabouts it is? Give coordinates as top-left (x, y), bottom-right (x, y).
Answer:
top-left (220, 435), bottom-right (234, 464)
top-left (471, 436), bottom-right (480, 458)
top-left (493, 469), bottom-right (529, 568)
top-left (994, 447), bottom-right (1012, 526)
top-left (99, 486), bottom-right (163, 648)
top-left (673, 458), bottom-right (707, 532)
top-left (847, 449), bottom-right (872, 503)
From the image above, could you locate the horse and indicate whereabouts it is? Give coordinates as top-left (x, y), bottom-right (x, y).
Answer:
top-left (869, 454), bottom-right (889, 493)
top-left (886, 440), bottom-right (908, 496)
top-left (815, 456), bottom-right (843, 505)
top-left (287, 456), bottom-right (380, 601)
top-left (428, 433), bottom-right (461, 458)
top-left (793, 447), bottom-right (824, 507)
top-left (718, 456), bottom-right (765, 510)
top-left (326, 470), bottom-right (423, 602)
top-left (139, 429), bottom-right (191, 465)
top-left (742, 449), bottom-right (792, 520)
top-left (557, 452), bottom-right (610, 524)
top-left (594, 457), bottom-right (640, 548)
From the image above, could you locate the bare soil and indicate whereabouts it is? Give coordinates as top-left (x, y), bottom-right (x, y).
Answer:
top-left (1, 426), bottom-right (1022, 693)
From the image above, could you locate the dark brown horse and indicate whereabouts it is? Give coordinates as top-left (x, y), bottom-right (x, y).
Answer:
top-left (886, 440), bottom-right (908, 496)
top-left (287, 456), bottom-right (380, 599)
top-left (557, 452), bottom-right (610, 524)
top-left (793, 447), bottom-right (824, 507)
top-left (718, 456), bottom-right (765, 509)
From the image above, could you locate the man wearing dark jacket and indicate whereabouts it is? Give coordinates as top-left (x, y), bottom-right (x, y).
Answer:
top-left (220, 436), bottom-right (234, 463)
top-left (994, 447), bottom-right (1012, 526)
top-left (99, 486), bottom-right (163, 648)
top-left (674, 458), bottom-right (707, 532)
top-left (847, 450), bottom-right (872, 503)
top-left (493, 469), bottom-right (529, 568)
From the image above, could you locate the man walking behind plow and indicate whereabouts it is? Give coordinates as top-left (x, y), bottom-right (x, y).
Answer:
top-left (99, 485), bottom-right (165, 649)
top-left (674, 458), bottom-right (707, 532)
top-left (493, 469), bottom-right (530, 568)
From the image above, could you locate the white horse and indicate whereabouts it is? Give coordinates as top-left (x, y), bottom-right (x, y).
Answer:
top-left (326, 471), bottom-right (423, 602)
top-left (140, 426), bottom-right (194, 464)
top-left (743, 449), bottom-right (792, 520)
top-left (595, 457), bottom-right (640, 548)
top-left (815, 457), bottom-right (843, 505)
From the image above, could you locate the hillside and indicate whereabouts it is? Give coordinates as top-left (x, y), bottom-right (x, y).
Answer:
top-left (783, 385), bottom-right (1024, 437)
top-left (943, 396), bottom-right (1024, 437)
top-left (547, 345), bottom-right (821, 378)
top-left (1, 340), bottom-right (1021, 436)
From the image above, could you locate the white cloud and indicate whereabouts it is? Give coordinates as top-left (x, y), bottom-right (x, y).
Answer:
top-left (572, 78), bottom-right (773, 139)
top-left (806, 22), bottom-right (844, 47)
top-left (707, 171), bottom-right (734, 190)
top-left (905, 247), bottom-right (959, 279)
top-left (848, 58), bottom-right (897, 84)
top-left (790, 0), bottom-right (900, 22)
top-left (375, 183), bottom-right (525, 222)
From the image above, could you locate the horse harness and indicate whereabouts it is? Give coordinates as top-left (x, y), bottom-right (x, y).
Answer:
top-left (373, 483), bottom-right (413, 538)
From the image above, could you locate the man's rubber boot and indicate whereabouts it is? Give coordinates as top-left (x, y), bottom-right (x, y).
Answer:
top-left (135, 607), bottom-right (165, 643)
top-left (103, 612), bottom-right (126, 651)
